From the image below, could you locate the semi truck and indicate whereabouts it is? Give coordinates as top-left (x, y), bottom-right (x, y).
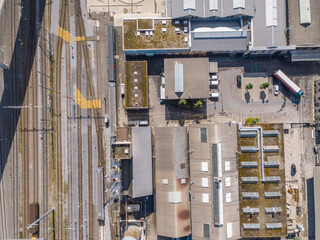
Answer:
top-left (273, 70), bottom-right (304, 96)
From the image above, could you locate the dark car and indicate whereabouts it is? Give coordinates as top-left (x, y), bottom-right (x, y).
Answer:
top-left (237, 75), bottom-right (241, 88)
top-left (291, 164), bottom-right (296, 177)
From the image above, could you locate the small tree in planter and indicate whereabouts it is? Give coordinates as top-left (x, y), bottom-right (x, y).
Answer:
top-left (178, 98), bottom-right (187, 107)
top-left (193, 100), bottom-right (203, 109)
top-left (245, 83), bottom-right (253, 89)
top-left (260, 82), bottom-right (269, 89)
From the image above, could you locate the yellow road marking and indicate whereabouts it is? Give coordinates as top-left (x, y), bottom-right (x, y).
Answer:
top-left (57, 26), bottom-right (71, 44)
top-left (75, 36), bottom-right (86, 41)
top-left (75, 87), bottom-right (101, 109)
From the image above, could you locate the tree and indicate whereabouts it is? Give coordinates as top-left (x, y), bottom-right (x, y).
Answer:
top-left (193, 100), bottom-right (203, 109)
top-left (245, 83), bottom-right (253, 89)
top-left (261, 82), bottom-right (270, 89)
top-left (178, 98), bottom-right (187, 106)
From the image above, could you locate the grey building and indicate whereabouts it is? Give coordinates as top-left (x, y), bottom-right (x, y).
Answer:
top-left (163, 58), bottom-right (210, 100)
top-left (155, 127), bottom-right (191, 239)
top-left (189, 123), bottom-right (240, 240)
top-left (314, 167), bottom-right (320, 240)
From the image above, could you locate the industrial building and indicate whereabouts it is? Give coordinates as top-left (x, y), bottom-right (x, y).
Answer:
top-left (111, 127), bottom-right (153, 199)
top-left (155, 127), bottom-right (191, 239)
top-left (314, 167), bottom-right (320, 240)
top-left (237, 123), bottom-right (287, 238)
top-left (163, 58), bottom-right (210, 100)
top-left (124, 61), bottom-right (149, 109)
top-left (189, 123), bottom-right (240, 239)
top-left (123, 0), bottom-right (301, 55)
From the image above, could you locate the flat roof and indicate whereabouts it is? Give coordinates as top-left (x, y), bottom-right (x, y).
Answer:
top-left (131, 127), bottom-right (153, 198)
top-left (164, 58), bottom-right (209, 100)
top-left (288, 0), bottom-right (320, 47)
top-left (189, 123), bottom-right (240, 239)
top-left (168, 0), bottom-right (255, 19)
top-left (250, 0), bottom-right (289, 50)
top-left (238, 124), bottom-right (287, 238)
top-left (123, 19), bottom-right (189, 51)
top-left (190, 19), bottom-right (250, 52)
top-left (124, 61), bottom-right (148, 109)
top-left (314, 167), bottom-right (320, 240)
top-left (155, 127), bottom-right (191, 238)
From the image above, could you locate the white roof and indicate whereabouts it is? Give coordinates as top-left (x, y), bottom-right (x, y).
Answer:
top-left (174, 63), bottom-right (184, 93)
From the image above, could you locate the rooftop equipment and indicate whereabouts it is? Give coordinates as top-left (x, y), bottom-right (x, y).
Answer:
top-left (264, 192), bottom-right (281, 198)
top-left (241, 177), bottom-right (258, 184)
top-left (265, 223), bottom-right (282, 230)
top-left (243, 223), bottom-right (260, 230)
top-left (241, 161), bottom-right (258, 168)
top-left (242, 192), bottom-right (259, 199)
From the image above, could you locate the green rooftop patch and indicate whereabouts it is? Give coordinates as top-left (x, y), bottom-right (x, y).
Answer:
top-left (124, 61), bottom-right (148, 109)
top-left (123, 19), bottom-right (189, 50)
top-left (137, 19), bottom-right (153, 30)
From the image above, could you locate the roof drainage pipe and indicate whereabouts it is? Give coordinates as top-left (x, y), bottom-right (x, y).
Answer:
top-left (238, 123), bottom-right (265, 180)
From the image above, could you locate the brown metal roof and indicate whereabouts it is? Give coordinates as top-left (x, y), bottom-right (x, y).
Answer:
top-left (155, 127), bottom-right (191, 238)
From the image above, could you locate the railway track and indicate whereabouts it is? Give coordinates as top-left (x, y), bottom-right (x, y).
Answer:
top-left (74, 1), bottom-right (105, 239)
top-left (54, 0), bottom-right (68, 239)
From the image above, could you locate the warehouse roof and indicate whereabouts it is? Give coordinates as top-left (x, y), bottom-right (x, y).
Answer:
top-left (131, 127), bottom-right (153, 198)
top-left (168, 0), bottom-right (255, 19)
top-left (189, 123), bottom-right (240, 239)
top-left (164, 58), bottom-right (209, 100)
top-left (155, 127), bottom-right (191, 238)
top-left (314, 167), bottom-right (320, 240)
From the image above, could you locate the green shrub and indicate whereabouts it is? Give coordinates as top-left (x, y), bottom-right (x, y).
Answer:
top-left (178, 98), bottom-right (187, 106)
top-left (261, 82), bottom-right (270, 89)
top-left (193, 100), bottom-right (203, 109)
top-left (246, 117), bottom-right (260, 124)
top-left (245, 83), bottom-right (253, 89)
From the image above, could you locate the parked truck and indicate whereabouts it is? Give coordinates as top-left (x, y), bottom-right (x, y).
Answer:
top-left (273, 70), bottom-right (304, 96)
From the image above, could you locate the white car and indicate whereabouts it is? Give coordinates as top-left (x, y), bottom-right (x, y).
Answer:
top-left (274, 84), bottom-right (279, 95)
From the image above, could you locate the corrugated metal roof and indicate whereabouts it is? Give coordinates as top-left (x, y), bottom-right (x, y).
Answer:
top-left (243, 207), bottom-right (260, 214)
top-left (265, 207), bottom-right (282, 214)
top-left (264, 161), bottom-right (280, 168)
top-left (265, 223), bottom-right (282, 229)
top-left (262, 176), bottom-right (280, 183)
top-left (132, 127), bottom-right (153, 198)
top-left (233, 0), bottom-right (245, 9)
top-left (265, 0), bottom-right (278, 27)
top-left (174, 63), bottom-right (184, 93)
top-left (213, 143), bottom-right (223, 226)
top-left (194, 30), bottom-right (248, 39)
top-left (209, 0), bottom-right (218, 10)
top-left (155, 127), bottom-right (190, 238)
top-left (184, 0), bottom-right (195, 10)
top-left (241, 161), bottom-right (258, 168)
top-left (240, 131), bottom-right (257, 138)
top-left (242, 192), bottom-right (259, 199)
top-left (291, 50), bottom-right (320, 62)
top-left (299, 0), bottom-right (311, 24)
top-left (241, 177), bottom-right (258, 183)
top-left (262, 130), bottom-right (279, 137)
top-left (263, 146), bottom-right (279, 153)
top-left (241, 146), bottom-right (258, 153)
top-left (264, 192), bottom-right (281, 198)
top-left (243, 223), bottom-right (260, 230)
